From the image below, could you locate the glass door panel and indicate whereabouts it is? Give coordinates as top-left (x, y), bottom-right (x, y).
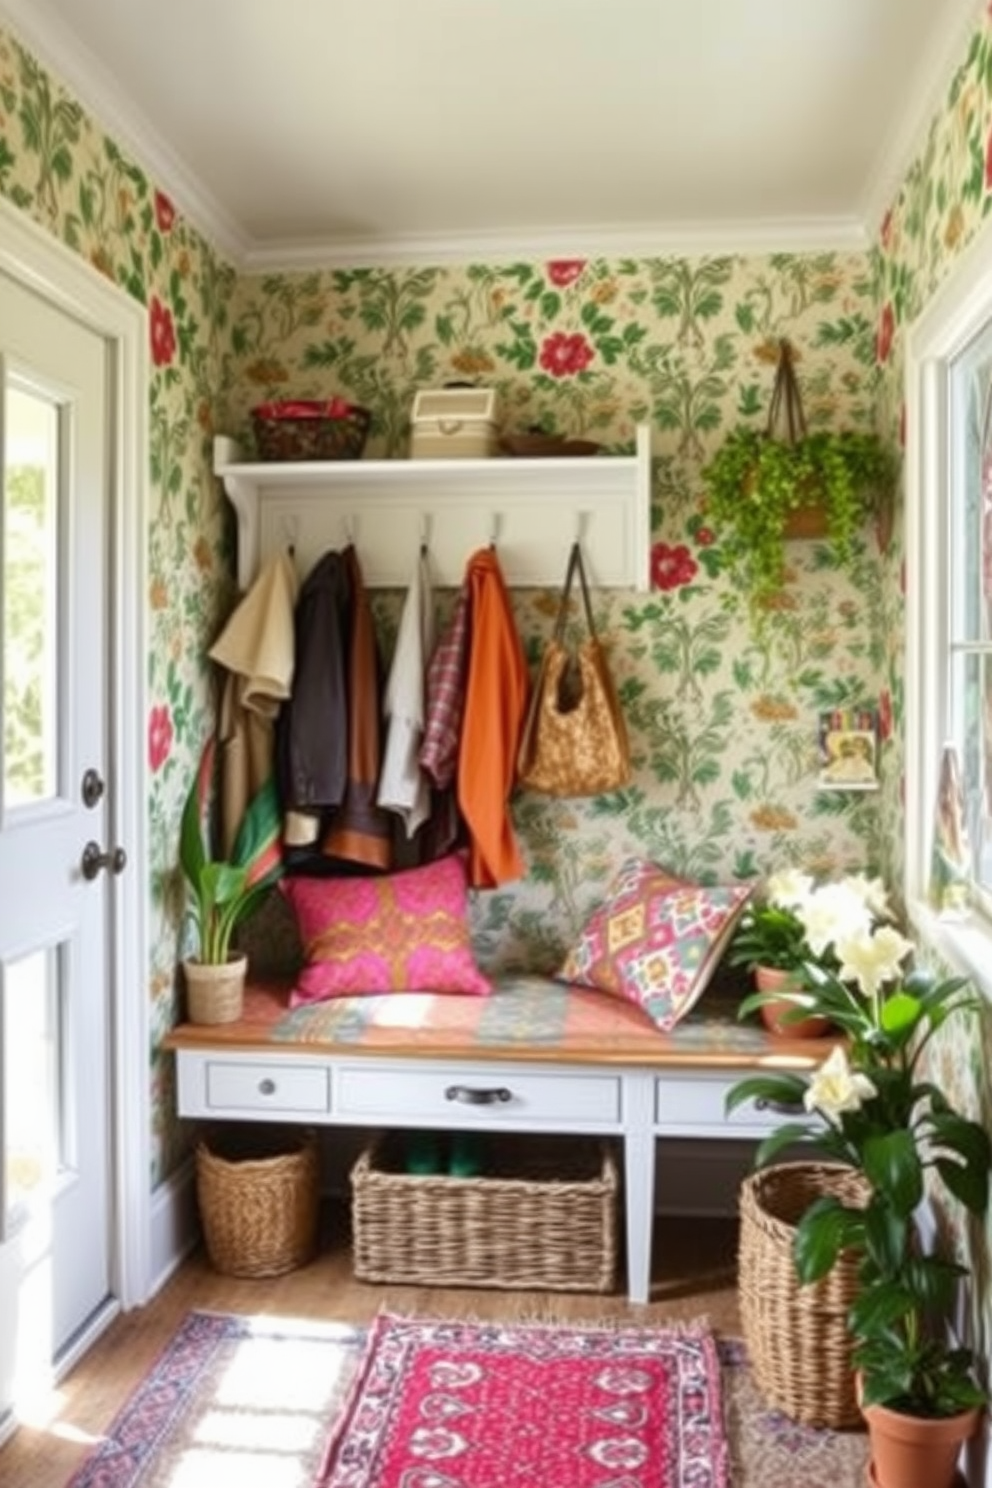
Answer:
top-left (2, 382), bottom-right (60, 811)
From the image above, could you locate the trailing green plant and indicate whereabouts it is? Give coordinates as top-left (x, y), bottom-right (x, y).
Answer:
top-left (701, 426), bottom-right (893, 616)
top-left (179, 735), bottom-right (284, 965)
top-left (727, 920), bottom-right (991, 1420)
top-left (701, 340), bottom-right (894, 623)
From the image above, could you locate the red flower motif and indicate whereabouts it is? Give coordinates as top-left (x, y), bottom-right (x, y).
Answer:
top-left (696, 527), bottom-right (715, 547)
top-left (546, 259), bottom-right (586, 287)
top-left (154, 191), bottom-right (175, 233)
top-left (538, 332), bottom-right (594, 378)
top-left (876, 302), bottom-right (895, 365)
top-left (148, 704), bottom-right (173, 772)
top-left (651, 542), bottom-right (698, 591)
top-left (149, 296), bottom-right (176, 367)
top-left (877, 688), bottom-right (893, 743)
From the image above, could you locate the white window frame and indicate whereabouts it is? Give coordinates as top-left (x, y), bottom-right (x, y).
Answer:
top-left (906, 212), bottom-right (992, 999)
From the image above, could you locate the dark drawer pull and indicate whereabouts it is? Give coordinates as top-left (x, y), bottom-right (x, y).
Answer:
top-left (258, 1078), bottom-right (277, 1096)
top-left (445, 1085), bottom-right (512, 1105)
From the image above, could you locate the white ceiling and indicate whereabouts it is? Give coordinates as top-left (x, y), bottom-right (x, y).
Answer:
top-left (0, 0), bottom-right (983, 268)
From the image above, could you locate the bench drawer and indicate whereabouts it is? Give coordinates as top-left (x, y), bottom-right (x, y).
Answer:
top-left (655, 1073), bottom-right (790, 1135)
top-left (204, 1059), bottom-right (331, 1116)
top-left (337, 1065), bottom-right (621, 1125)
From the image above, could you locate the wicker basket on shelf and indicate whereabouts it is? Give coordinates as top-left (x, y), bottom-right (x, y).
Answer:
top-left (351, 1134), bottom-right (618, 1293)
top-left (196, 1126), bottom-right (320, 1278)
top-left (251, 398), bottom-right (371, 461)
top-left (738, 1161), bottom-right (869, 1429)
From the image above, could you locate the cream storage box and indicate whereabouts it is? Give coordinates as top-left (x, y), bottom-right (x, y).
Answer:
top-left (409, 387), bottom-right (500, 459)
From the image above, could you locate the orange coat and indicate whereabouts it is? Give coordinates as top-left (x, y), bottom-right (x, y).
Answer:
top-left (457, 548), bottom-right (529, 888)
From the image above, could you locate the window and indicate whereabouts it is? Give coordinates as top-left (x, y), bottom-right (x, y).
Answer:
top-left (906, 218), bottom-right (992, 979)
top-left (947, 329), bottom-right (992, 917)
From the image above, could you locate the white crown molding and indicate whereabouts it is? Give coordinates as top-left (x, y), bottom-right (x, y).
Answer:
top-left (859, 0), bottom-right (987, 239)
top-left (242, 215), bottom-right (869, 274)
top-left (0, 0), bottom-right (249, 265)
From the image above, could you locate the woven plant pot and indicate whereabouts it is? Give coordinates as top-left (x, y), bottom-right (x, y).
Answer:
top-left (196, 1126), bottom-right (320, 1278)
top-left (738, 1161), bottom-right (868, 1429)
top-left (183, 953), bottom-right (247, 1025)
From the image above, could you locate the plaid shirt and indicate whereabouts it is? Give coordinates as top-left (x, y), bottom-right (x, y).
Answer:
top-left (419, 579), bottom-right (470, 789)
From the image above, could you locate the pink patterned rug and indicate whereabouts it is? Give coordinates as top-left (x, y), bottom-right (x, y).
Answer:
top-left (315, 1312), bottom-right (728, 1488)
top-left (62, 1311), bottom-right (870, 1487)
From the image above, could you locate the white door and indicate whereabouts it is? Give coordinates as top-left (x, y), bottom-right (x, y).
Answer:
top-left (0, 269), bottom-right (121, 1422)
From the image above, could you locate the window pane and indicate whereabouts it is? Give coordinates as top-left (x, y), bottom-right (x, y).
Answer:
top-left (2, 384), bottom-right (60, 809)
top-left (2, 949), bottom-right (62, 1236)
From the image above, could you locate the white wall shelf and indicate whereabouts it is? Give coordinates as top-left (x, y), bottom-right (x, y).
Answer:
top-left (214, 426), bottom-right (652, 591)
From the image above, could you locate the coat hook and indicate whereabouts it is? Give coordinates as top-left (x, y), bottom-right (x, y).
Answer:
top-left (280, 515), bottom-right (299, 557)
top-left (343, 514), bottom-right (355, 546)
top-left (489, 511), bottom-right (501, 548)
top-left (574, 510), bottom-right (589, 545)
top-left (419, 512), bottom-right (431, 557)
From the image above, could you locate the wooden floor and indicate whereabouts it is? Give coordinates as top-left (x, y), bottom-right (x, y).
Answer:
top-left (0, 1206), bottom-right (741, 1488)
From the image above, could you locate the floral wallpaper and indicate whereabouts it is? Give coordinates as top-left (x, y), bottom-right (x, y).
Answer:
top-left (869, 13), bottom-right (992, 1380)
top-left (1, 15), bottom-right (991, 1368)
top-left (226, 257), bottom-right (891, 980)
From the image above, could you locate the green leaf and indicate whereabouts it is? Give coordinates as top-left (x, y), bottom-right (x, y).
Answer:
top-left (879, 991), bottom-right (923, 1038)
top-left (862, 1129), bottom-right (923, 1217)
top-left (724, 1072), bottom-right (808, 1114)
top-left (794, 1196), bottom-right (864, 1282)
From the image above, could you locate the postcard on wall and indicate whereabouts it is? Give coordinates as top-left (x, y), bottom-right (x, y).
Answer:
top-left (817, 709), bottom-right (880, 791)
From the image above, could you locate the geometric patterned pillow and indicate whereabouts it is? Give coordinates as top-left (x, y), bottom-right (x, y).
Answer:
top-left (556, 857), bottom-right (751, 1032)
top-left (281, 852), bottom-right (492, 1006)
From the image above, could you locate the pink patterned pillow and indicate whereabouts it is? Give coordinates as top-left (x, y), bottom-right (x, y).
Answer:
top-left (557, 858), bottom-right (751, 1031)
top-left (281, 853), bottom-right (492, 1005)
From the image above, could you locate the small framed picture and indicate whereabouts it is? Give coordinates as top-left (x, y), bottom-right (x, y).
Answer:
top-left (817, 710), bottom-right (879, 791)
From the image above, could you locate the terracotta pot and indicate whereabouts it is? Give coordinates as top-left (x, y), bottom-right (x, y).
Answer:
top-left (183, 953), bottom-right (247, 1025)
top-left (754, 965), bottom-right (831, 1039)
top-left (862, 1396), bottom-right (979, 1488)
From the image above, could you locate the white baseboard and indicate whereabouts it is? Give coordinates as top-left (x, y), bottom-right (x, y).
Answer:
top-left (147, 1156), bottom-right (199, 1297)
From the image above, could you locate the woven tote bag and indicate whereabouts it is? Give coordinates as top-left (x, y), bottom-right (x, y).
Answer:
top-left (517, 542), bottom-right (630, 797)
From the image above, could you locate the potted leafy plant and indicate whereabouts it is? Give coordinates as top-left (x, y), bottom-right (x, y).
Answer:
top-left (728, 922), bottom-right (991, 1488)
top-left (729, 868), bottom-right (891, 1036)
top-left (179, 734), bottom-right (284, 1024)
top-left (701, 340), bottom-right (894, 621)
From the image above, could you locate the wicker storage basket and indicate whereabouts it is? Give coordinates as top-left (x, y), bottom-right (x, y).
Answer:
top-left (196, 1126), bottom-right (320, 1278)
top-left (738, 1161), bottom-right (868, 1428)
top-left (251, 399), bottom-right (371, 461)
top-left (351, 1134), bottom-right (618, 1292)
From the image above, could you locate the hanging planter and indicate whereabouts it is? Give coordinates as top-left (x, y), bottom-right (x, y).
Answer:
top-left (701, 340), bottom-right (894, 623)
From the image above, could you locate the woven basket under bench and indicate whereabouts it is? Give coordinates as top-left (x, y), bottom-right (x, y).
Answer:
top-left (351, 1134), bottom-right (619, 1293)
top-left (738, 1161), bottom-right (869, 1429)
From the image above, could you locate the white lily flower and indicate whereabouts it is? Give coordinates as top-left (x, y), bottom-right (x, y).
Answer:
top-left (835, 926), bottom-right (915, 999)
top-left (766, 869), bottom-right (814, 911)
top-left (799, 881), bottom-right (873, 958)
top-left (843, 872), bottom-right (893, 922)
top-left (803, 1045), bottom-right (878, 1119)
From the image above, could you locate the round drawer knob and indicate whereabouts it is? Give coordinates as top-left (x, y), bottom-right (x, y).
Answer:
top-left (258, 1078), bottom-right (277, 1096)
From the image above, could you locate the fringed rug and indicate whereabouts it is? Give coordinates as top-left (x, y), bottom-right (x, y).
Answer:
top-left (64, 1311), bottom-right (870, 1488)
top-left (315, 1313), bottom-right (727, 1487)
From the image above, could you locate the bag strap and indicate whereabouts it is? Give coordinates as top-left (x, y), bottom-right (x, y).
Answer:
top-left (553, 541), bottom-right (597, 642)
